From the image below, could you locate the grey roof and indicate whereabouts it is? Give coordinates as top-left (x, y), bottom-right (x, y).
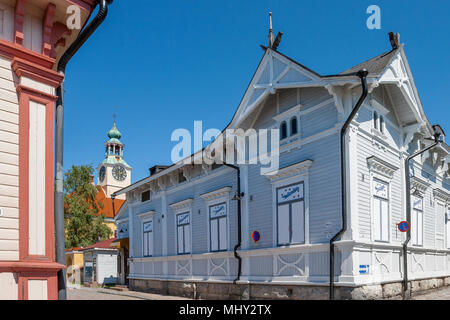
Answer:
top-left (338, 48), bottom-right (399, 76)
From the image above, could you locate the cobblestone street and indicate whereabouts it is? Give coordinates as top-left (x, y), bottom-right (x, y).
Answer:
top-left (67, 287), bottom-right (188, 300)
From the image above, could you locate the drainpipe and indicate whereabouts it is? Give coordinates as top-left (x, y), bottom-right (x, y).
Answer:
top-left (329, 69), bottom-right (369, 300)
top-left (111, 194), bottom-right (116, 217)
top-left (223, 164), bottom-right (244, 284)
top-left (54, 0), bottom-right (113, 300)
top-left (402, 131), bottom-right (440, 299)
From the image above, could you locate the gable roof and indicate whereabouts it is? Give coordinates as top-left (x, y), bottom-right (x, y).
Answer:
top-left (80, 237), bottom-right (117, 251)
top-left (338, 48), bottom-right (400, 76)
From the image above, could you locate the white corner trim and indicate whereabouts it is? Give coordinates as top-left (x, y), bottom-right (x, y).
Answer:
top-left (138, 211), bottom-right (156, 221)
top-left (265, 159), bottom-right (313, 183)
top-left (433, 188), bottom-right (450, 203)
top-left (367, 156), bottom-right (399, 180)
top-left (169, 198), bottom-right (194, 211)
top-left (273, 104), bottom-right (302, 122)
top-left (200, 186), bottom-right (233, 201)
top-left (410, 176), bottom-right (431, 193)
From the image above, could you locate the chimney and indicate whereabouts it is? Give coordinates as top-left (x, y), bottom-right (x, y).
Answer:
top-left (268, 12), bottom-right (274, 48)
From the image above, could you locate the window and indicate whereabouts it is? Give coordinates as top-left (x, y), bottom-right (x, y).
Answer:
top-left (372, 179), bottom-right (389, 242)
top-left (141, 190), bottom-right (150, 202)
top-left (276, 182), bottom-right (305, 245)
top-left (177, 212), bottom-right (191, 254)
top-left (280, 121), bottom-right (287, 140)
top-left (447, 207), bottom-right (450, 249)
top-left (178, 171), bottom-right (187, 183)
top-left (143, 220), bottom-right (153, 257)
top-left (290, 117), bottom-right (298, 136)
top-left (379, 116), bottom-right (384, 134)
top-left (209, 203), bottom-right (227, 252)
top-left (411, 195), bottom-right (423, 246)
top-left (373, 112), bottom-right (378, 130)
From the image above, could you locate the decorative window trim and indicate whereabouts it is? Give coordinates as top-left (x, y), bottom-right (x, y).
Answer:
top-left (367, 156), bottom-right (398, 180)
top-left (371, 178), bottom-right (391, 243)
top-left (411, 176), bottom-right (431, 194)
top-left (265, 159), bottom-right (313, 183)
top-left (433, 188), bottom-right (450, 203)
top-left (169, 198), bottom-right (194, 212)
top-left (273, 105), bottom-right (302, 122)
top-left (270, 169), bottom-right (310, 246)
top-left (200, 186), bottom-right (232, 202)
top-left (370, 98), bottom-right (390, 115)
top-left (138, 210), bottom-right (156, 221)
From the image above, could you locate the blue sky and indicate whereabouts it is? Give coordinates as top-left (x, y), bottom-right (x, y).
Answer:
top-left (63, 0), bottom-right (450, 183)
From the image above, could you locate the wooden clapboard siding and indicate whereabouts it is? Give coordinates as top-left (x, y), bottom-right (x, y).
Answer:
top-left (0, 54), bottom-right (19, 261)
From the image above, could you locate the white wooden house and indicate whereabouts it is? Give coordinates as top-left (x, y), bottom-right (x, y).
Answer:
top-left (113, 33), bottom-right (450, 299)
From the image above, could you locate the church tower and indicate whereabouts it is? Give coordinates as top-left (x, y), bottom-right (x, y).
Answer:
top-left (97, 121), bottom-right (132, 199)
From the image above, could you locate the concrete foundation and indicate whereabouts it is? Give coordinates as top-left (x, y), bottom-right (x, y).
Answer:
top-left (129, 277), bottom-right (450, 300)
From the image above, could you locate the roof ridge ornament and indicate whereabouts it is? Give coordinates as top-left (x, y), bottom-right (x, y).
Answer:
top-left (388, 31), bottom-right (400, 50)
top-left (267, 12), bottom-right (283, 50)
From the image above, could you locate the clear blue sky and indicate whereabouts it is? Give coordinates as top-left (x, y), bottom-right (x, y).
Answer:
top-left (63, 0), bottom-right (450, 183)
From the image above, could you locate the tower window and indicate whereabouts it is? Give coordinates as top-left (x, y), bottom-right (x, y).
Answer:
top-left (290, 117), bottom-right (298, 136)
top-left (373, 111), bottom-right (378, 130)
top-left (280, 121), bottom-right (287, 140)
top-left (379, 116), bottom-right (384, 134)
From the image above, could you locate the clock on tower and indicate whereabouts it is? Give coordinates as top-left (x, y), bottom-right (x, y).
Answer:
top-left (97, 120), bottom-right (132, 199)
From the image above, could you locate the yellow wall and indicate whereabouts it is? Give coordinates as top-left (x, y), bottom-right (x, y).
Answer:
top-left (66, 252), bottom-right (84, 285)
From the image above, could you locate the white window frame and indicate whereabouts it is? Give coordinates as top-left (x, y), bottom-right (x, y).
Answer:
top-left (266, 160), bottom-right (312, 247)
top-left (411, 195), bottom-right (424, 247)
top-left (371, 177), bottom-right (391, 243)
top-left (446, 206), bottom-right (450, 249)
top-left (201, 187), bottom-right (232, 253)
top-left (142, 219), bottom-right (153, 257)
top-left (275, 182), bottom-right (306, 246)
top-left (176, 212), bottom-right (191, 254)
top-left (208, 202), bottom-right (228, 252)
top-left (138, 211), bottom-right (155, 258)
top-left (170, 199), bottom-right (193, 255)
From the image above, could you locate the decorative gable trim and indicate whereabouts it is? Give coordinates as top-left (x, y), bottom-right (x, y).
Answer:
top-left (367, 156), bottom-right (399, 180)
top-left (265, 160), bottom-right (313, 183)
top-left (433, 189), bottom-right (450, 203)
top-left (200, 187), bottom-right (232, 202)
top-left (410, 176), bottom-right (431, 194)
top-left (169, 198), bottom-right (194, 211)
top-left (273, 105), bottom-right (301, 123)
top-left (138, 211), bottom-right (156, 221)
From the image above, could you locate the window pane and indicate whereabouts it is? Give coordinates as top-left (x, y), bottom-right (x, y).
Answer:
top-left (278, 204), bottom-right (290, 245)
top-left (210, 219), bottom-right (218, 251)
top-left (417, 210), bottom-right (423, 246)
top-left (291, 201), bottom-right (304, 243)
top-left (148, 232), bottom-right (153, 256)
top-left (291, 117), bottom-right (298, 136)
top-left (373, 198), bottom-right (381, 241)
top-left (184, 225), bottom-right (191, 253)
top-left (178, 226), bottom-right (184, 254)
top-left (447, 209), bottom-right (450, 249)
top-left (280, 122), bottom-right (287, 140)
top-left (143, 233), bottom-right (148, 256)
top-left (219, 217), bottom-right (227, 251)
top-left (381, 200), bottom-right (389, 242)
top-left (411, 210), bottom-right (417, 245)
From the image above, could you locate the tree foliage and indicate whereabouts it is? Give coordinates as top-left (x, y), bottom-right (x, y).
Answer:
top-left (64, 165), bottom-right (112, 248)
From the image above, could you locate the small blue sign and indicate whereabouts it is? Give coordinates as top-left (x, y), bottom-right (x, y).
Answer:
top-left (398, 221), bottom-right (410, 233)
top-left (252, 231), bottom-right (261, 242)
top-left (359, 265), bottom-right (370, 275)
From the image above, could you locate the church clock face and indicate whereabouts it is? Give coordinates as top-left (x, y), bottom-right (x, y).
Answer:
top-left (112, 165), bottom-right (127, 181)
top-left (99, 166), bottom-right (106, 182)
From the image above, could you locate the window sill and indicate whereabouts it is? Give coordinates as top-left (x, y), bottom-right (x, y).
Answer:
top-left (371, 128), bottom-right (388, 140)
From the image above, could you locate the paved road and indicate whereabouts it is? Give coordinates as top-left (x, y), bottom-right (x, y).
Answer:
top-left (67, 287), bottom-right (188, 300)
top-left (412, 286), bottom-right (450, 300)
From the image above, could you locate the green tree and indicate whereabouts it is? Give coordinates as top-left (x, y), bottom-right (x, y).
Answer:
top-left (64, 165), bottom-right (112, 248)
